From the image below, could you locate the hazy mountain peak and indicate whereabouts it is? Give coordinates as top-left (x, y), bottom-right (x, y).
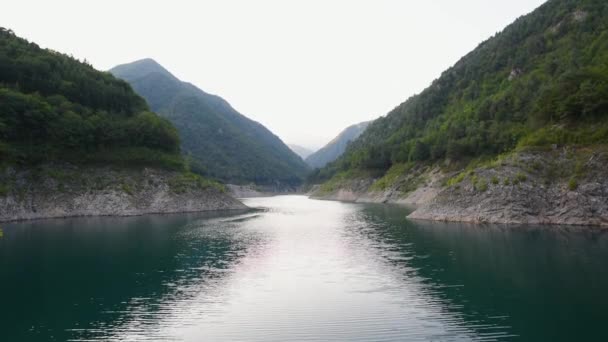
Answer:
top-left (110, 60), bottom-right (309, 185)
top-left (288, 144), bottom-right (314, 160)
top-left (109, 58), bottom-right (177, 82)
top-left (306, 121), bottom-right (371, 169)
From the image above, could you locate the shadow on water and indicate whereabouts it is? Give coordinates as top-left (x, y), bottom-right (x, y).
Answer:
top-left (0, 209), bottom-right (264, 342)
top-left (357, 204), bottom-right (608, 342)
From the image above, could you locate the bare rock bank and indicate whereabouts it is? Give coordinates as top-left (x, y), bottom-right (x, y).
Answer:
top-left (312, 148), bottom-right (608, 227)
top-left (310, 165), bottom-right (445, 206)
top-left (409, 149), bottom-right (608, 227)
top-left (0, 164), bottom-right (247, 222)
top-left (228, 183), bottom-right (303, 198)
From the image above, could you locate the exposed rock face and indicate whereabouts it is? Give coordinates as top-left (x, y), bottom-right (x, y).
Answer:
top-left (310, 166), bottom-right (445, 206)
top-left (409, 149), bottom-right (608, 227)
top-left (227, 183), bottom-right (303, 198)
top-left (227, 184), bottom-right (268, 198)
top-left (0, 165), bottom-right (247, 222)
top-left (508, 68), bottom-right (523, 81)
top-left (312, 149), bottom-right (608, 227)
top-left (573, 10), bottom-right (589, 22)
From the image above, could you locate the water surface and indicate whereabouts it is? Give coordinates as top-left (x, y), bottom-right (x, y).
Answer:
top-left (1, 196), bottom-right (607, 341)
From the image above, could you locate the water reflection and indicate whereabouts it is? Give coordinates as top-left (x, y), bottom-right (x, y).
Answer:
top-left (1, 198), bottom-right (608, 341)
top-left (0, 210), bottom-right (256, 342)
top-left (360, 204), bottom-right (608, 341)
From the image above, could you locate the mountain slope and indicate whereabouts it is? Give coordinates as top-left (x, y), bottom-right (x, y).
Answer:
top-left (110, 59), bottom-right (309, 186)
top-left (311, 0), bottom-right (608, 226)
top-left (306, 121), bottom-right (371, 169)
top-left (288, 144), bottom-right (314, 159)
top-left (316, 0), bottom-right (608, 182)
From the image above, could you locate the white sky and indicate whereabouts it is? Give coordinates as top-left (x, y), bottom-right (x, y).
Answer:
top-left (2, 0), bottom-right (546, 150)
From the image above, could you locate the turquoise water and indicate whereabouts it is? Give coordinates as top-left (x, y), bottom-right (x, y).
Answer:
top-left (1, 196), bottom-right (607, 341)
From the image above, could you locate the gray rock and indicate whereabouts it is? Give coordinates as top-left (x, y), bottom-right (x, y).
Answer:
top-left (0, 165), bottom-right (247, 222)
top-left (312, 149), bottom-right (608, 227)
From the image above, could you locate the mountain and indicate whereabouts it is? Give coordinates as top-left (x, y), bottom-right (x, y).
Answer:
top-left (110, 59), bottom-right (309, 186)
top-left (314, 0), bottom-right (608, 182)
top-left (306, 121), bottom-right (371, 169)
top-left (288, 144), bottom-right (314, 159)
top-left (310, 0), bottom-right (608, 226)
top-left (0, 28), bottom-right (245, 221)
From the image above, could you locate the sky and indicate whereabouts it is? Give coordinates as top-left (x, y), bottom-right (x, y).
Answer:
top-left (2, 0), bottom-right (547, 150)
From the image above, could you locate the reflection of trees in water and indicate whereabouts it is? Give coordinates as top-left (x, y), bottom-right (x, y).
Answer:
top-left (87, 212), bottom-right (268, 342)
top-left (0, 210), bottom-right (261, 342)
top-left (357, 204), bottom-right (608, 342)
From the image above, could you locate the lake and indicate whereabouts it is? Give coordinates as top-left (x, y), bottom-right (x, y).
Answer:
top-left (1, 196), bottom-right (607, 341)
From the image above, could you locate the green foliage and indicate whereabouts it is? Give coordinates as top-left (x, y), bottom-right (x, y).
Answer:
top-left (447, 172), bottom-right (466, 187)
top-left (121, 183), bottom-right (134, 196)
top-left (0, 183), bottom-right (9, 196)
top-left (169, 172), bottom-right (225, 194)
top-left (318, 0), bottom-right (608, 182)
top-left (477, 179), bottom-right (488, 192)
top-left (516, 172), bottom-right (528, 183)
top-left (85, 148), bottom-right (185, 171)
top-left (371, 162), bottom-right (412, 191)
top-left (317, 169), bottom-right (370, 194)
top-left (491, 176), bottom-right (500, 185)
top-left (0, 28), bottom-right (181, 168)
top-left (517, 122), bottom-right (608, 147)
top-left (568, 177), bottom-right (578, 190)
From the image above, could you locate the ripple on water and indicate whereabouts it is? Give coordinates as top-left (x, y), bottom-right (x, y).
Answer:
top-left (4, 196), bottom-right (608, 341)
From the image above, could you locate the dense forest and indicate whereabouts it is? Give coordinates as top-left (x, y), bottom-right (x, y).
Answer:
top-left (0, 28), bottom-right (183, 169)
top-left (111, 59), bottom-right (310, 185)
top-left (312, 0), bottom-right (608, 183)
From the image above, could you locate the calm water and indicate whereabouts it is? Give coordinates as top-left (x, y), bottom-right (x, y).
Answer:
top-left (1, 196), bottom-right (608, 341)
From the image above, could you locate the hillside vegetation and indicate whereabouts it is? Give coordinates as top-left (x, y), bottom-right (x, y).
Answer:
top-left (313, 0), bottom-right (608, 184)
top-left (111, 59), bottom-right (309, 186)
top-left (0, 28), bottom-right (183, 169)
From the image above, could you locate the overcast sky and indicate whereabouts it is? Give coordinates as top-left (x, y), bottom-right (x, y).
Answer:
top-left (2, 0), bottom-right (546, 150)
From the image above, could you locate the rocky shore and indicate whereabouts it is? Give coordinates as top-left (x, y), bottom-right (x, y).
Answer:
top-left (0, 165), bottom-right (247, 222)
top-left (227, 183), bottom-right (303, 198)
top-left (312, 148), bottom-right (608, 227)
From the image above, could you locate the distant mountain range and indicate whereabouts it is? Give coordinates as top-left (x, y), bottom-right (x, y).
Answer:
top-left (288, 144), bottom-right (314, 160)
top-left (306, 121), bottom-right (371, 169)
top-left (110, 59), bottom-right (309, 185)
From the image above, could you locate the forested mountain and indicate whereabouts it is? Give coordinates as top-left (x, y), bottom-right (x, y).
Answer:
top-left (0, 28), bottom-right (182, 168)
top-left (110, 59), bottom-right (309, 185)
top-left (313, 0), bottom-right (608, 183)
top-left (306, 121), bottom-right (370, 169)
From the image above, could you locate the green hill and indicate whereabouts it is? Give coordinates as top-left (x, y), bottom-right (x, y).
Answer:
top-left (313, 0), bottom-right (608, 183)
top-left (110, 59), bottom-right (310, 186)
top-left (0, 28), bottom-right (182, 169)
